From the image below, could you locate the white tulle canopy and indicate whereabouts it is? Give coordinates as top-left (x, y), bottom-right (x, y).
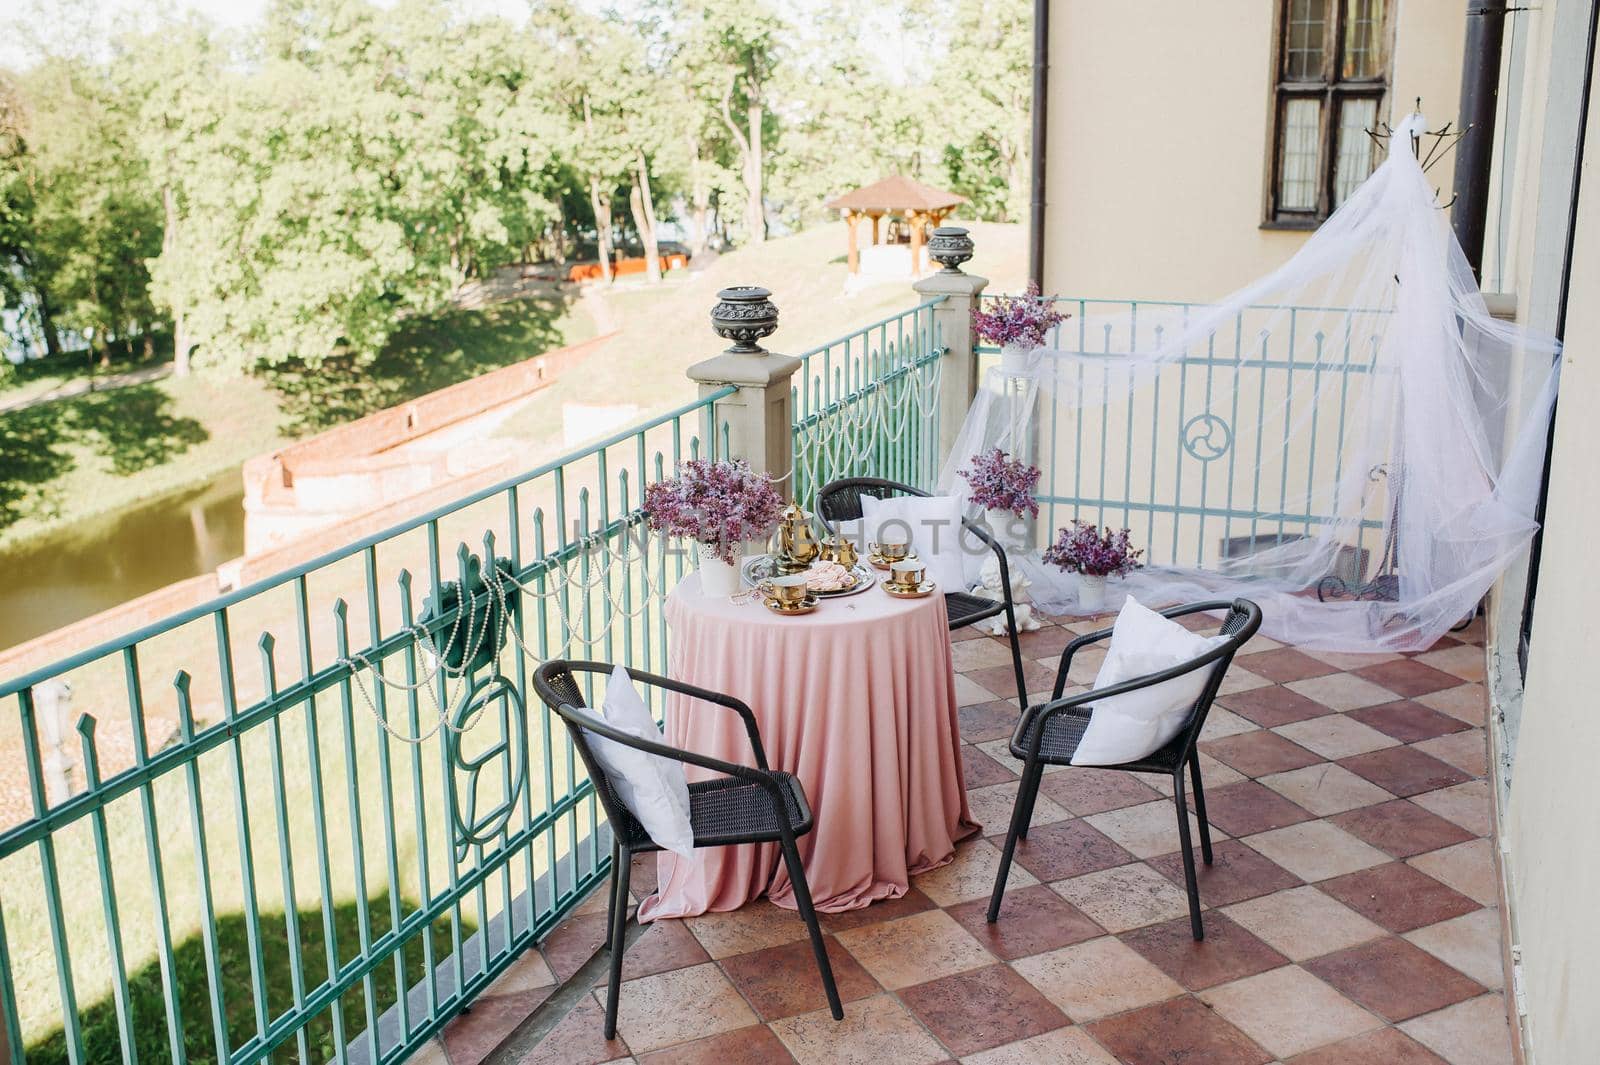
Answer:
top-left (941, 117), bottom-right (1560, 651)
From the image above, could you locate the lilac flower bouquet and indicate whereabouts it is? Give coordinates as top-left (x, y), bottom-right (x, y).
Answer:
top-left (1043, 521), bottom-right (1144, 578)
top-left (644, 458), bottom-right (784, 565)
top-left (959, 448), bottom-right (1041, 518)
top-left (970, 282), bottom-right (1069, 350)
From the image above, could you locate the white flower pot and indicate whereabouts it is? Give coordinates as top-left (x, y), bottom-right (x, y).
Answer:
top-left (1000, 342), bottom-right (1034, 373)
top-left (984, 508), bottom-right (1030, 550)
top-left (697, 543), bottom-right (741, 597)
top-left (1078, 573), bottom-right (1108, 612)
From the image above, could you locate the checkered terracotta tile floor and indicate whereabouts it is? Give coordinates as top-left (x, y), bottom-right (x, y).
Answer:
top-left (427, 613), bottom-right (1511, 1065)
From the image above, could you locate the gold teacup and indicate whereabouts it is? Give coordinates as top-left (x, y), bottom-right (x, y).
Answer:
top-left (762, 573), bottom-right (811, 607)
top-left (874, 539), bottom-right (910, 563)
top-left (889, 560), bottom-right (925, 589)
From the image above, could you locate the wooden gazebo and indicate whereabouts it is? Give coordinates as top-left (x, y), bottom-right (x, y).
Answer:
top-left (825, 176), bottom-right (968, 275)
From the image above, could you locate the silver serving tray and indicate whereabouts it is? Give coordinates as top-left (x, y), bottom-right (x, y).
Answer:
top-left (741, 555), bottom-right (876, 598)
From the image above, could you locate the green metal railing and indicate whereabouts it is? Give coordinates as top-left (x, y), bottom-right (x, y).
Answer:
top-left (0, 389), bottom-right (733, 1064)
top-left (792, 299), bottom-right (945, 504)
top-left (977, 296), bottom-right (1387, 578)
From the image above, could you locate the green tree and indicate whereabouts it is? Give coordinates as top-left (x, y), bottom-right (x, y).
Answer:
top-left (116, 16), bottom-right (226, 376)
top-left (143, 0), bottom-right (566, 372)
top-left (1, 58), bottom-right (161, 366)
top-left (768, 3), bottom-right (934, 227)
top-left (678, 0), bottom-right (783, 245)
top-left (937, 0), bottom-right (1031, 221)
top-left (531, 1), bottom-right (636, 284)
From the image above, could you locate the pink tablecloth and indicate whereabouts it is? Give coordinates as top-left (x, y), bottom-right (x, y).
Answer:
top-left (637, 570), bottom-right (980, 921)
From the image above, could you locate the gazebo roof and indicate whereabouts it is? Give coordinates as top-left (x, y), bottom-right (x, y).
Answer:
top-left (825, 175), bottom-right (968, 213)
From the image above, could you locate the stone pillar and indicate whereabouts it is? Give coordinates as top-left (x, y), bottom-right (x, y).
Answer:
top-left (915, 227), bottom-right (988, 463)
top-left (687, 286), bottom-right (803, 498)
top-left (845, 211), bottom-right (860, 274)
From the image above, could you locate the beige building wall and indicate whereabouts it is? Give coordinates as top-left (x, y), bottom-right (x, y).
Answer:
top-left (1503, 128), bottom-right (1600, 1064)
top-left (1041, 0), bottom-right (1466, 302)
top-left (1493, 2), bottom-right (1600, 1060)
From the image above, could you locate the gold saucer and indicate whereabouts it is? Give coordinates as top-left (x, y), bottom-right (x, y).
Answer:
top-left (764, 595), bottom-right (819, 615)
top-left (882, 580), bottom-right (936, 599)
top-left (868, 552), bottom-right (918, 571)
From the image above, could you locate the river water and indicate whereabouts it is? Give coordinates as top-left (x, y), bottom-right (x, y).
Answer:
top-left (0, 468), bottom-right (245, 652)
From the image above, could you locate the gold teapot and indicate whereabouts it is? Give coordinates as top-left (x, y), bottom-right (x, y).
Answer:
top-left (776, 504), bottom-right (821, 573)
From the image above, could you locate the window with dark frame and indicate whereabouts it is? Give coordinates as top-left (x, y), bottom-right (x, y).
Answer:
top-left (1267, 0), bottom-right (1389, 226)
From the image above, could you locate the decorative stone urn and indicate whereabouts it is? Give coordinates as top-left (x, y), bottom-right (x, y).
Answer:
top-left (711, 286), bottom-right (779, 353)
top-left (928, 227), bottom-right (975, 274)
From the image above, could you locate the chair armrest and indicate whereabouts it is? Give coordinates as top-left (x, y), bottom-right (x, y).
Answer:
top-left (621, 666), bottom-right (772, 770)
top-left (1052, 628), bottom-right (1116, 699)
top-left (1048, 599), bottom-right (1247, 700)
top-left (1022, 638), bottom-right (1238, 762)
top-left (1011, 688), bottom-right (1101, 762)
top-left (960, 517), bottom-right (1017, 602)
top-left (556, 702), bottom-right (788, 805)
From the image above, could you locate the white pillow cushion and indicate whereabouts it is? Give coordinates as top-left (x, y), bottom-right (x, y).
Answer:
top-left (1070, 598), bottom-right (1228, 766)
top-left (577, 667), bottom-right (695, 857)
top-left (860, 494), bottom-right (969, 592)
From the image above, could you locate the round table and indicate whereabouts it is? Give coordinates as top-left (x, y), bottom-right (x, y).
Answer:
top-left (637, 569), bottom-right (980, 921)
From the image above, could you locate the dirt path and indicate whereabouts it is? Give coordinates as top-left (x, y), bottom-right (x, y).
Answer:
top-left (0, 362), bottom-right (174, 415)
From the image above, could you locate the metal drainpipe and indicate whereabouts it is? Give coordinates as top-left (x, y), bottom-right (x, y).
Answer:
top-left (1028, 0), bottom-right (1049, 290)
top-left (1452, 0), bottom-right (1509, 281)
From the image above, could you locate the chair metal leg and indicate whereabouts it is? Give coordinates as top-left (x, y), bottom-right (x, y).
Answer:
top-left (987, 757), bottom-right (1040, 922)
top-left (1172, 770), bottom-right (1204, 941)
top-left (605, 837), bottom-right (623, 947)
top-left (603, 843), bottom-right (632, 1039)
top-left (1189, 750), bottom-right (1214, 864)
top-left (1016, 761), bottom-right (1045, 841)
top-left (1003, 605), bottom-right (1029, 712)
top-left (780, 836), bottom-right (844, 1020)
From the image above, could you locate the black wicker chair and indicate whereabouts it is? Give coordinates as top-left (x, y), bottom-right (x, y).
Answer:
top-left (986, 599), bottom-right (1263, 941)
top-left (815, 477), bottom-right (1031, 710)
top-left (531, 660), bottom-right (843, 1038)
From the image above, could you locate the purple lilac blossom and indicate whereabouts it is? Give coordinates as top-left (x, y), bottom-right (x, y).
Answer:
top-left (644, 458), bottom-right (785, 564)
top-left (959, 448), bottom-right (1041, 518)
top-left (970, 282), bottom-right (1069, 349)
top-left (1042, 521), bottom-right (1144, 577)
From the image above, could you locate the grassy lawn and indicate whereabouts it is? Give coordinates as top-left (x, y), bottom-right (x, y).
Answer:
top-left (0, 291), bottom-right (593, 552)
top-left (24, 893), bottom-right (467, 1064)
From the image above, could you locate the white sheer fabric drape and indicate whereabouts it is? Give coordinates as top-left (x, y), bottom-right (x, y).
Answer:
top-left (939, 117), bottom-right (1560, 652)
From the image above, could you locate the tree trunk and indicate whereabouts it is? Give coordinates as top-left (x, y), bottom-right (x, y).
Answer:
top-left (162, 184), bottom-right (193, 377)
top-left (691, 204), bottom-right (709, 257)
top-left (717, 75), bottom-right (765, 245)
top-left (631, 150), bottom-right (662, 282)
top-left (686, 137), bottom-right (711, 256)
top-left (589, 177), bottom-right (614, 284)
top-left (38, 292), bottom-right (62, 359)
top-left (745, 95), bottom-right (765, 243)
